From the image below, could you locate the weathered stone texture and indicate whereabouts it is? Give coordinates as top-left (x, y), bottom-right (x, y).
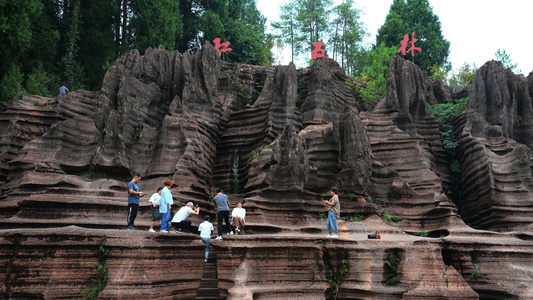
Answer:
top-left (1, 46), bottom-right (533, 299)
top-left (456, 61), bottom-right (533, 231)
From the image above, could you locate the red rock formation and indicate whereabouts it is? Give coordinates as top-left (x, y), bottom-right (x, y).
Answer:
top-left (456, 61), bottom-right (533, 231)
top-left (1, 45), bottom-right (533, 299)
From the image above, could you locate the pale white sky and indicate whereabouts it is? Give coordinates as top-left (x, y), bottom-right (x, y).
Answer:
top-left (257, 0), bottom-right (533, 75)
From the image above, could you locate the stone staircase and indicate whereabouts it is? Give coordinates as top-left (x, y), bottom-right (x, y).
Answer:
top-left (195, 246), bottom-right (221, 300)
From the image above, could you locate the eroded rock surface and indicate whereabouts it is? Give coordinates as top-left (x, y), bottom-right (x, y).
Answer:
top-left (1, 47), bottom-right (533, 299)
top-left (456, 61), bottom-right (533, 231)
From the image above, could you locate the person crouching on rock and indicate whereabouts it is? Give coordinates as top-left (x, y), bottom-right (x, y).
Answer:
top-left (323, 187), bottom-right (340, 238)
top-left (159, 179), bottom-right (174, 233)
top-left (231, 201), bottom-right (246, 234)
top-left (127, 175), bottom-right (144, 230)
top-left (148, 186), bottom-right (163, 232)
top-left (171, 202), bottom-right (200, 233)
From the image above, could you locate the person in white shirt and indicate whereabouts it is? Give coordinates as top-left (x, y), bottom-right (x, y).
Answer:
top-left (148, 187), bottom-right (163, 232)
top-left (231, 201), bottom-right (246, 234)
top-left (198, 215), bottom-right (214, 262)
top-left (171, 202), bottom-right (199, 233)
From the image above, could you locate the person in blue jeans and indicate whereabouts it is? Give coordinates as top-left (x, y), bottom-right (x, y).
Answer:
top-left (198, 215), bottom-right (214, 262)
top-left (323, 187), bottom-right (340, 238)
top-left (159, 179), bottom-right (174, 232)
top-left (213, 188), bottom-right (232, 239)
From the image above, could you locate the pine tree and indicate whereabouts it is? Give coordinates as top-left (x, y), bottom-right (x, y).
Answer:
top-left (272, 1), bottom-right (302, 63)
top-left (331, 1), bottom-right (365, 75)
top-left (295, 0), bottom-right (333, 51)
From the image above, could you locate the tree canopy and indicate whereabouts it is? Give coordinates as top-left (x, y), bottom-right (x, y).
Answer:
top-left (0, 0), bottom-right (272, 101)
top-left (272, 0), bottom-right (366, 75)
top-left (376, 0), bottom-right (450, 74)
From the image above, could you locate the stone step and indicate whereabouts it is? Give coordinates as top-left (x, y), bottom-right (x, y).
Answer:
top-left (195, 247), bottom-right (220, 300)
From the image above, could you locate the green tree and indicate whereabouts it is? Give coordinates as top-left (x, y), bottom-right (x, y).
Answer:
top-left (331, 1), bottom-right (366, 76)
top-left (175, 0), bottom-right (271, 65)
top-left (376, 0), bottom-right (450, 74)
top-left (78, 0), bottom-right (120, 90)
top-left (224, 0), bottom-right (272, 65)
top-left (358, 43), bottom-right (397, 106)
top-left (131, 0), bottom-right (181, 54)
top-left (272, 1), bottom-right (303, 63)
top-left (0, 65), bottom-right (25, 102)
top-left (295, 0), bottom-right (333, 52)
top-left (26, 64), bottom-right (53, 97)
top-left (0, 0), bottom-right (43, 85)
top-left (56, 0), bottom-right (87, 90)
top-left (176, 0), bottom-right (201, 53)
top-left (495, 48), bottom-right (521, 74)
top-left (449, 63), bottom-right (477, 93)
top-left (0, 0), bottom-right (41, 66)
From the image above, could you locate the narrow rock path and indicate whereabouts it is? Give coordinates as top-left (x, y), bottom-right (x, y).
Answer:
top-left (195, 246), bottom-right (222, 300)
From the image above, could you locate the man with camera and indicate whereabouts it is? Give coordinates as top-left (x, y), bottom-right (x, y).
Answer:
top-left (171, 202), bottom-right (200, 233)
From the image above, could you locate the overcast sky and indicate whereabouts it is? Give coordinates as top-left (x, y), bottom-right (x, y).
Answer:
top-left (256, 0), bottom-right (533, 75)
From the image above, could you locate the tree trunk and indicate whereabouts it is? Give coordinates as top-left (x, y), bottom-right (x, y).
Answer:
top-left (121, 0), bottom-right (128, 53)
top-left (65, 0), bottom-right (80, 88)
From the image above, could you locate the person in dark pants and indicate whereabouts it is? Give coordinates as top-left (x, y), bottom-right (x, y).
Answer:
top-left (171, 202), bottom-right (199, 232)
top-left (213, 188), bottom-right (232, 239)
top-left (127, 175), bottom-right (144, 230)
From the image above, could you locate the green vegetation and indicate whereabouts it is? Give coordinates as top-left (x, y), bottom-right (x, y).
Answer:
top-left (439, 235), bottom-right (447, 243)
top-left (376, 0), bottom-right (450, 75)
top-left (429, 97), bottom-right (469, 195)
top-left (324, 259), bottom-right (349, 300)
top-left (317, 212), bottom-right (326, 220)
top-left (469, 263), bottom-right (483, 280)
top-left (0, 0), bottom-right (272, 101)
top-left (340, 214), bottom-right (364, 222)
top-left (0, 65), bottom-right (25, 102)
top-left (251, 145), bottom-right (270, 159)
top-left (430, 63), bottom-right (477, 93)
top-left (81, 237), bottom-right (109, 300)
top-left (384, 253), bottom-right (400, 285)
top-left (378, 210), bottom-right (401, 224)
top-left (356, 43), bottom-right (397, 107)
top-left (495, 48), bottom-right (521, 74)
top-left (273, 0), bottom-right (365, 74)
top-left (338, 191), bottom-right (355, 198)
top-left (414, 229), bottom-right (429, 237)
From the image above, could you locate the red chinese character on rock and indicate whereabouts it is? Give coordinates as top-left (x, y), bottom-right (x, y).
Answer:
top-left (398, 32), bottom-right (422, 62)
top-left (311, 42), bottom-right (326, 60)
top-left (213, 38), bottom-right (232, 57)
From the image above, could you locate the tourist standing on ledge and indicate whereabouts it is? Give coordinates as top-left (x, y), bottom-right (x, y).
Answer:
top-left (171, 202), bottom-right (200, 232)
top-left (323, 188), bottom-right (340, 238)
top-left (213, 188), bottom-right (233, 239)
top-left (127, 175), bottom-right (144, 230)
top-left (58, 83), bottom-right (69, 94)
top-left (198, 215), bottom-right (214, 262)
top-left (159, 179), bottom-right (174, 233)
top-left (231, 201), bottom-right (246, 234)
top-left (148, 186), bottom-right (163, 232)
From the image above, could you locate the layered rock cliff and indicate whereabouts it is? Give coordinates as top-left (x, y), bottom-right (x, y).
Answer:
top-left (1, 44), bottom-right (533, 299)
